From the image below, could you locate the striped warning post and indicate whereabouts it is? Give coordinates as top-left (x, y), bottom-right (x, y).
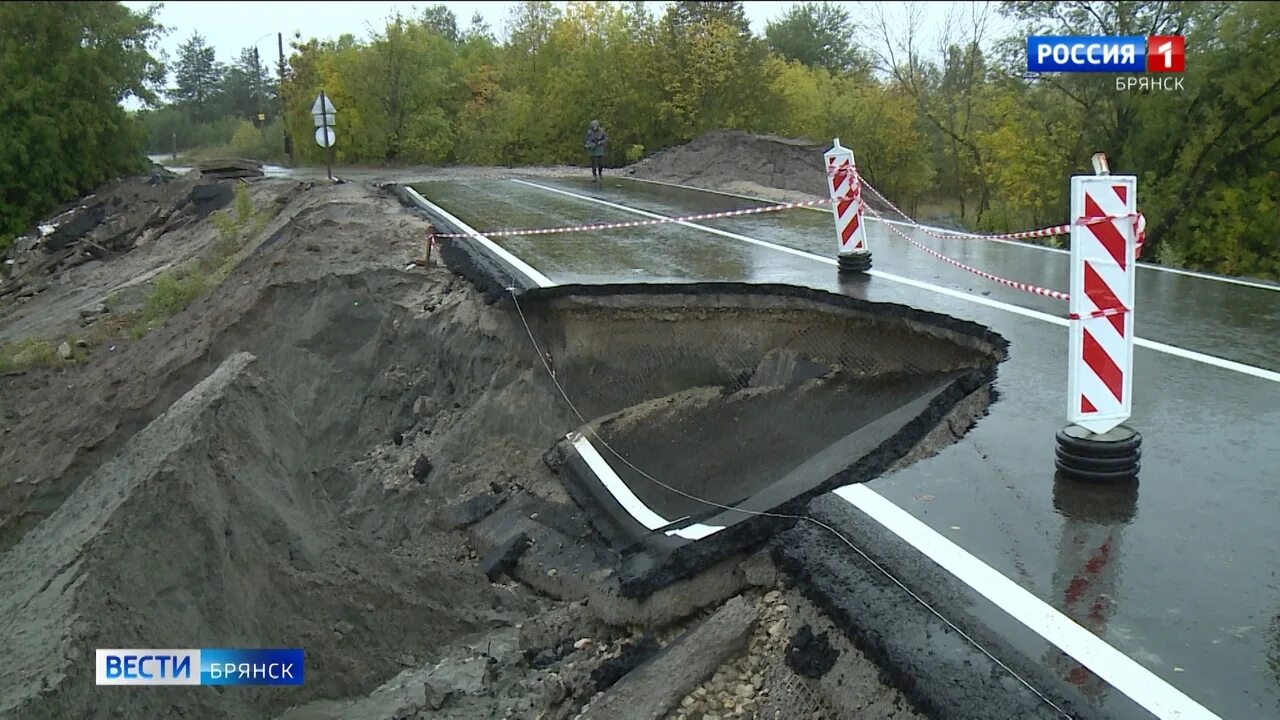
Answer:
top-left (824, 139), bottom-right (871, 272)
top-left (1067, 175), bottom-right (1137, 434)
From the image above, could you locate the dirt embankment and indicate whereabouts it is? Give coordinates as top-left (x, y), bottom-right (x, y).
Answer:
top-left (0, 178), bottom-right (582, 719)
top-left (624, 130), bottom-right (894, 214)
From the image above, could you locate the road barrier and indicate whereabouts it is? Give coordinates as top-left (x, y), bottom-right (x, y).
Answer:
top-left (836, 142), bottom-right (1143, 480)
top-left (824, 139), bottom-right (871, 273)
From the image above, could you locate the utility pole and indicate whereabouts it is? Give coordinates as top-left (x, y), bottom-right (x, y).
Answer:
top-left (252, 46), bottom-right (262, 127)
top-left (278, 32), bottom-right (292, 165)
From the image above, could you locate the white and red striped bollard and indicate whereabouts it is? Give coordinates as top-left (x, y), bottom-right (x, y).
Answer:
top-left (1057, 156), bottom-right (1142, 481)
top-left (824, 138), bottom-right (872, 273)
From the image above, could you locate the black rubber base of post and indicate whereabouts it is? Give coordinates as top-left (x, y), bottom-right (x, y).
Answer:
top-left (837, 252), bottom-right (872, 273)
top-left (1055, 425), bottom-right (1141, 481)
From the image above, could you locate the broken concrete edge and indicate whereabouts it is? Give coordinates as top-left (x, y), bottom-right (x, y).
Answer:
top-left (467, 493), bottom-right (765, 630)
top-left (551, 363), bottom-right (997, 599)
top-left (525, 283), bottom-right (1009, 363)
top-left (390, 184), bottom-right (539, 302)
top-left (581, 596), bottom-right (758, 720)
top-left (391, 185), bottom-right (1013, 371)
top-left (771, 494), bottom-right (1104, 720)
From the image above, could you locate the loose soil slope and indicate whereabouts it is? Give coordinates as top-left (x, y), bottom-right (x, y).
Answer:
top-left (625, 129), bottom-right (893, 213)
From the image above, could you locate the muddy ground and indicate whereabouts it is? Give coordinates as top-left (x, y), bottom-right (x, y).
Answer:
top-left (0, 142), bottom-right (969, 719)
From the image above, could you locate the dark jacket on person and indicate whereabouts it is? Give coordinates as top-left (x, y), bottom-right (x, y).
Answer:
top-left (584, 127), bottom-right (607, 157)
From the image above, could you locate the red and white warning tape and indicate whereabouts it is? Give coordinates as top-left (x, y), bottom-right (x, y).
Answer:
top-left (866, 206), bottom-right (1071, 301)
top-left (861, 179), bottom-right (1071, 241)
top-left (429, 195), bottom-right (848, 240)
top-left (424, 180), bottom-right (1138, 321)
top-left (867, 205), bottom-right (1132, 320)
top-left (860, 179), bottom-right (1146, 256)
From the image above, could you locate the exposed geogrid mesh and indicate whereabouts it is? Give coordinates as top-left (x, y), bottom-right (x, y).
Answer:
top-left (524, 293), bottom-right (999, 542)
top-left (755, 655), bottom-right (837, 720)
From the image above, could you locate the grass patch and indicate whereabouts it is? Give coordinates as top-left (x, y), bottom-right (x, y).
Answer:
top-left (0, 336), bottom-right (93, 373)
top-left (103, 183), bottom-right (271, 342)
top-left (0, 184), bottom-right (278, 372)
top-left (0, 338), bottom-right (57, 372)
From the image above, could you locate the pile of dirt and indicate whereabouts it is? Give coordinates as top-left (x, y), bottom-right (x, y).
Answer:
top-left (0, 180), bottom-right (575, 719)
top-left (624, 130), bottom-right (830, 201)
top-left (625, 130), bottom-right (896, 213)
top-left (0, 169), bottom-right (222, 300)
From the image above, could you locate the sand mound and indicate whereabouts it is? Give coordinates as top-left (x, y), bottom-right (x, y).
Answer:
top-left (624, 130), bottom-right (898, 214)
top-left (625, 130), bottom-right (831, 201)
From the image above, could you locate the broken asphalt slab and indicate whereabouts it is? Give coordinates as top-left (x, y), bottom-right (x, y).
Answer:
top-left (581, 595), bottom-right (758, 720)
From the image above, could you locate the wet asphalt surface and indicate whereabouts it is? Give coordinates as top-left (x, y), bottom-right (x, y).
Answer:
top-left (414, 176), bottom-right (1280, 719)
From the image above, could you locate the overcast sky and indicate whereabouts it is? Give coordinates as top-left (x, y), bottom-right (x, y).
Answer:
top-left (122, 1), bottom-right (1019, 73)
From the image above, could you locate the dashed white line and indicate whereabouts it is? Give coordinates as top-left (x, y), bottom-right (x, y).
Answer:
top-left (514, 179), bottom-right (1280, 384)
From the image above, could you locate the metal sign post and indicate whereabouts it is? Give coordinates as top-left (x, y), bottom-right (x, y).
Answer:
top-left (311, 91), bottom-right (337, 181)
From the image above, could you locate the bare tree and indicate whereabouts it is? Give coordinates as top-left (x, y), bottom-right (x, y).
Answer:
top-left (869, 1), bottom-right (995, 220)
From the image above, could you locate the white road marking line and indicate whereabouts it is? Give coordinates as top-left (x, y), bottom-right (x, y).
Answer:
top-left (411, 185), bottom-right (737, 542)
top-left (514, 179), bottom-right (1280, 384)
top-left (570, 432), bottom-right (669, 530)
top-left (404, 186), bottom-right (555, 288)
top-left (569, 432), bottom-right (724, 540)
top-left (624, 176), bottom-right (1280, 292)
top-left (836, 484), bottom-right (1221, 720)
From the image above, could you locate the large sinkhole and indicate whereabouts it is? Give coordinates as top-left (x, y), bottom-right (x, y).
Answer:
top-left (520, 284), bottom-right (1006, 591)
top-left (0, 268), bottom-right (1004, 719)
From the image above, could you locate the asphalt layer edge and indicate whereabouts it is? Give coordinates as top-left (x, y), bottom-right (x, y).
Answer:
top-left (773, 493), bottom-right (1105, 720)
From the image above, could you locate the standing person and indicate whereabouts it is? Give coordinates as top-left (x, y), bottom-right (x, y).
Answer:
top-left (583, 120), bottom-right (607, 180)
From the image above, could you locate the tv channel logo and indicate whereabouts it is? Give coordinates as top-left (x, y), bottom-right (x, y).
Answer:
top-left (1027, 36), bottom-right (1185, 73)
top-left (96, 649), bottom-right (304, 686)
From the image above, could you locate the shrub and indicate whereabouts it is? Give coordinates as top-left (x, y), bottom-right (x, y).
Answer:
top-left (0, 338), bottom-right (56, 372)
top-left (143, 273), bottom-right (207, 322)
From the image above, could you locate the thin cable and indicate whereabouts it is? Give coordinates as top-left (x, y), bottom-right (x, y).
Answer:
top-left (505, 286), bottom-right (1073, 719)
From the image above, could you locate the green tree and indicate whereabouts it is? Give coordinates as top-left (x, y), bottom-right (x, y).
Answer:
top-left (171, 31), bottom-right (224, 120)
top-left (0, 1), bottom-right (164, 246)
top-left (421, 4), bottom-right (460, 42)
top-left (218, 46), bottom-right (275, 122)
top-left (664, 1), bottom-right (751, 38)
top-left (658, 2), bottom-right (773, 139)
top-left (465, 12), bottom-right (495, 42)
top-left (765, 2), bottom-right (868, 76)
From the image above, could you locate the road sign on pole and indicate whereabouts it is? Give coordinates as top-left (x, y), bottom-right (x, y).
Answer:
top-left (311, 91), bottom-right (336, 181)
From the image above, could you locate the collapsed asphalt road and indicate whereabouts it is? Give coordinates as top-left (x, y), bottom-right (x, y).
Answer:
top-left (408, 176), bottom-right (1278, 719)
top-left (0, 173), bottom-right (1017, 720)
